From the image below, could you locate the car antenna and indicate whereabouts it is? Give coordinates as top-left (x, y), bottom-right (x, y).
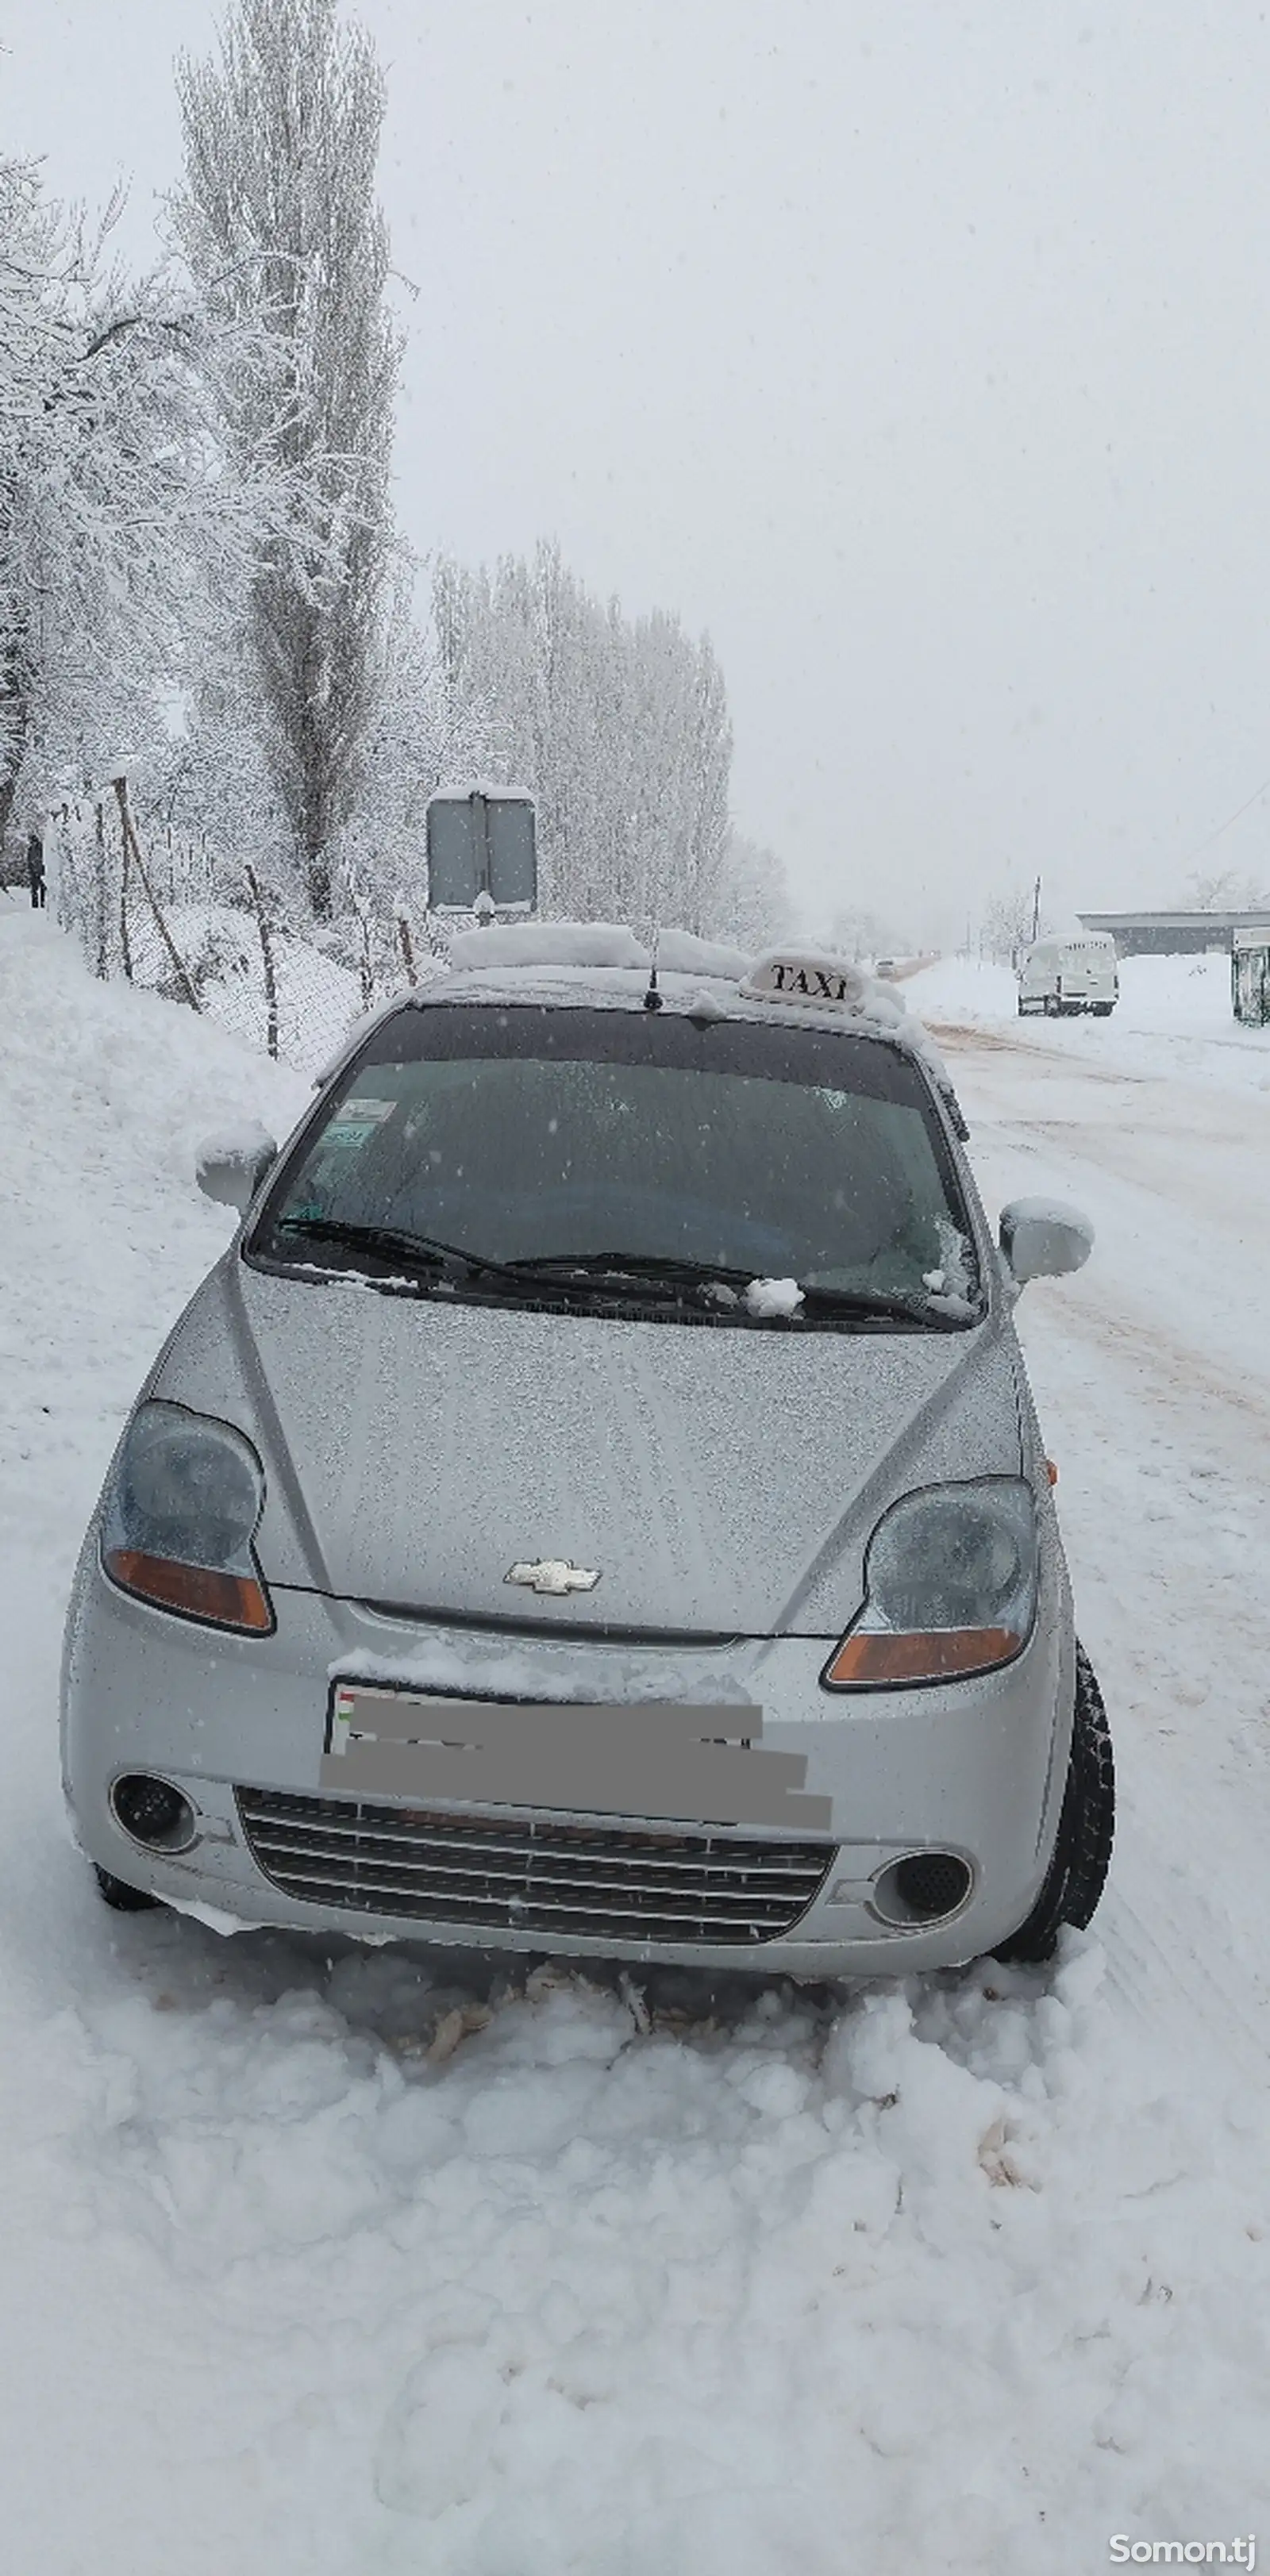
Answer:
top-left (643, 920), bottom-right (663, 1012)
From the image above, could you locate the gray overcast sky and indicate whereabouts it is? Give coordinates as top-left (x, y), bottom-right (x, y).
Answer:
top-left (5, 0), bottom-right (1270, 939)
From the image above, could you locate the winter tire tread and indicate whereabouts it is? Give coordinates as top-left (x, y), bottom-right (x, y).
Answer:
top-left (991, 1642), bottom-right (1114, 1964)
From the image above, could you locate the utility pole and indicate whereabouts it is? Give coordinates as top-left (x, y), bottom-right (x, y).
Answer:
top-left (1031, 875), bottom-right (1042, 942)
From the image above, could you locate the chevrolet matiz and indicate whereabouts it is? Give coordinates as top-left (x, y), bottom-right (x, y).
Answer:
top-left (61, 926), bottom-right (1114, 1975)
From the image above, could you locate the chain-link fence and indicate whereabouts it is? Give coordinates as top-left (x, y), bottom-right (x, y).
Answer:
top-left (47, 783), bottom-right (452, 1076)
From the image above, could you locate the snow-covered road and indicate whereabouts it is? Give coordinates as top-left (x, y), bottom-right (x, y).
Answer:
top-left (2, 914), bottom-right (1267, 2576)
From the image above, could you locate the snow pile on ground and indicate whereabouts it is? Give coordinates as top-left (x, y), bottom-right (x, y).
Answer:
top-left (902, 956), bottom-right (1020, 1021)
top-left (1114, 950), bottom-right (1236, 1032)
top-left (10, 1917), bottom-right (1266, 2576)
top-left (2, 908), bottom-right (1268, 2572)
top-left (906, 949), bottom-right (1270, 1094)
top-left (0, 911), bottom-right (309, 1567)
top-left (123, 899), bottom-right (369, 1075)
top-left (905, 949), bottom-right (1245, 1036)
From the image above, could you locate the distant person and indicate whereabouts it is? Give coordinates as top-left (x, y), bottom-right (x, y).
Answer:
top-left (26, 832), bottom-right (46, 910)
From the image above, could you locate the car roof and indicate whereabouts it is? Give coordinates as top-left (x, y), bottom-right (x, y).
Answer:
top-left (412, 924), bottom-right (931, 1055)
top-left (313, 925), bottom-right (959, 1112)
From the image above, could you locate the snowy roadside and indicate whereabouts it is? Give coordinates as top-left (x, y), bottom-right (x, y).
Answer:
top-left (907, 951), bottom-right (1270, 1100)
top-left (1, 914), bottom-right (1267, 2576)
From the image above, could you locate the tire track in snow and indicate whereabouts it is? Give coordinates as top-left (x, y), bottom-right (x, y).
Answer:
top-left (948, 1026), bottom-right (1270, 2086)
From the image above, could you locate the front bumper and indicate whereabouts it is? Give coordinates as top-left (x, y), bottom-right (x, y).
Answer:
top-left (61, 1551), bottom-right (1073, 1978)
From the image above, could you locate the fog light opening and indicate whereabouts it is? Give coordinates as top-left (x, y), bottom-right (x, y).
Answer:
top-left (110, 1773), bottom-right (198, 1855)
top-left (872, 1851), bottom-right (973, 1928)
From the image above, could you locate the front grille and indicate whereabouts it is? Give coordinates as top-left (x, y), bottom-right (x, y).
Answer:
top-left (236, 1788), bottom-right (834, 1946)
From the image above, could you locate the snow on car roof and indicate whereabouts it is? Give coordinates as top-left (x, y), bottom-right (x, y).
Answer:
top-left (422, 922), bottom-right (952, 1084)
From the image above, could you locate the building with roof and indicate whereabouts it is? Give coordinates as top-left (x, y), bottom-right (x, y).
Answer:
top-left (1076, 909), bottom-right (1270, 957)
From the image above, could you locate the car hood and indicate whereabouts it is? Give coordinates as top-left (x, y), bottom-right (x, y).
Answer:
top-left (152, 1261), bottom-right (1024, 1639)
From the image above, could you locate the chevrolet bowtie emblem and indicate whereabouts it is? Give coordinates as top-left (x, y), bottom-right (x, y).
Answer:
top-left (505, 1559), bottom-right (601, 1596)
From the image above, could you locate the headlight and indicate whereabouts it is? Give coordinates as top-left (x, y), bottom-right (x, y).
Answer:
top-left (102, 1401), bottom-right (273, 1633)
top-left (821, 1479), bottom-right (1037, 1688)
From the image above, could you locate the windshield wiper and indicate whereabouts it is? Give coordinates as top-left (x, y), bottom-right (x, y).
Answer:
top-left (271, 1225), bottom-right (722, 1307)
top-left (513, 1251), bottom-right (756, 1293)
top-left (513, 1255), bottom-right (970, 1327)
top-left (272, 1217), bottom-right (531, 1288)
top-left (796, 1283), bottom-right (973, 1330)
top-left (272, 1227), bottom-right (975, 1328)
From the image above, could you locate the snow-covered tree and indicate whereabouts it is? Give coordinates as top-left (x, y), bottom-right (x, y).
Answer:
top-left (809, 902), bottom-right (905, 963)
top-left (432, 542), bottom-right (739, 935)
top-left (336, 578), bottom-right (509, 913)
top-left (0, 158), bottom-right (292, 852)
top-left (1183, 864), bottom-right (1270, 912)
top-left (982, 882), bottom-right (1044, 963)
top-left (172, 0), bottom-right (400, 920)
top-left (712, 832), bottom-right (794, 951)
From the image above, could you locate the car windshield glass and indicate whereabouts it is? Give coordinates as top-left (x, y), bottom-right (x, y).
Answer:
top-left (249, 1003), bottom-right (982, 1317)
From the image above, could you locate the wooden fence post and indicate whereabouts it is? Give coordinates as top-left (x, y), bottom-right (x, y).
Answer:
top-left (112, 777), bottom-right (200, 1012)
top-left (245, 865), bottom-right (279, 1059)
top-left (118, 794), bottom-right (133, 983)
top-left (94, 801), bottom-right (109, 979)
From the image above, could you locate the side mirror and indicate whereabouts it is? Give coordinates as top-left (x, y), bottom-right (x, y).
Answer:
top-left (999, 1197), bottom-right (1093, 1287)
top-left (196, 1121), bottom-right (278, 1214)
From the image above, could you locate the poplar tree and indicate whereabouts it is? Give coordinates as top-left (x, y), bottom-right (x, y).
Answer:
top-left (173, 0), bottom-right (399, 917)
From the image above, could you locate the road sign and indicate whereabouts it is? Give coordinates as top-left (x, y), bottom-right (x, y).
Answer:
top-left (427, 791), bottom-right (537, 914)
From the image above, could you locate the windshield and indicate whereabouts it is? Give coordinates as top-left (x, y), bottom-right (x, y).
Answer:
top-left (249, 1003), bottom-right (983, 1325)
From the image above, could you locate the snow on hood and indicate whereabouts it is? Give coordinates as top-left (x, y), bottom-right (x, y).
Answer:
top-left (152, 1260), bottom-right (1021, 1637)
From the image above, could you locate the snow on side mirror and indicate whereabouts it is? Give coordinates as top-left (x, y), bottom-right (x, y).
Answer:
top-left (196, 1121), bottom-right (278, 1214)
top-left (999, 1198), bottom-right (1094, 1287)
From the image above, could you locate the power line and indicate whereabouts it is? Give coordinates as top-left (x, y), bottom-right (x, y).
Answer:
top-left (1175, 773), bottom-right (1270, 875)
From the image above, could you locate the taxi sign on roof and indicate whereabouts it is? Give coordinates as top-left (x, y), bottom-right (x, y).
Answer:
top-left (739, 951), bottom-right (872, 1011)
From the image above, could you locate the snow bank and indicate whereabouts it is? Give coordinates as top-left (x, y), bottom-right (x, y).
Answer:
top-left (906, 949), bottom-right (1270, 1095)
top-left (904, 956), bottom-right (1021, 1021)
top-left (0, 913), bottom-right (308, 1563)
top-left (124, 901), bottom-right (368, 1076)
top-left (3, 1906), bottom-right (1265, 2576)
top-left (1114, 949), bottom-right (1235, 1032)
top-left (907, 948), bottom-right (1245, 1038)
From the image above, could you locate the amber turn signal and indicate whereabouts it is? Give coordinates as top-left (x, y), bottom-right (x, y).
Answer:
top-left (105, 1549), bottom-right (273, 1633)
top-left (822, 1626), bottom-right (1022, 1687)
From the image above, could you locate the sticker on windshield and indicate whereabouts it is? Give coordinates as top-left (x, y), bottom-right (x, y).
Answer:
top-left (324, 1098), bottom-right (397, 1149)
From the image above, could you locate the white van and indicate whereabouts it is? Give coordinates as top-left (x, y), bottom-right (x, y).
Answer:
top-left (1018, 934), bottom-right (1118, 1019)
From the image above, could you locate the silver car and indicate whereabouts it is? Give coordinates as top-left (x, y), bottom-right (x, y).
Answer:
top-left (61, 933), bottom-right (1114, 1976)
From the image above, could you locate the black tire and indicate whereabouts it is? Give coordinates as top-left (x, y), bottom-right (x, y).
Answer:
top-left (993, 1644), bottom-right (1114, 1964)
top-left (93, 1863), bottom-right (160, 1913)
